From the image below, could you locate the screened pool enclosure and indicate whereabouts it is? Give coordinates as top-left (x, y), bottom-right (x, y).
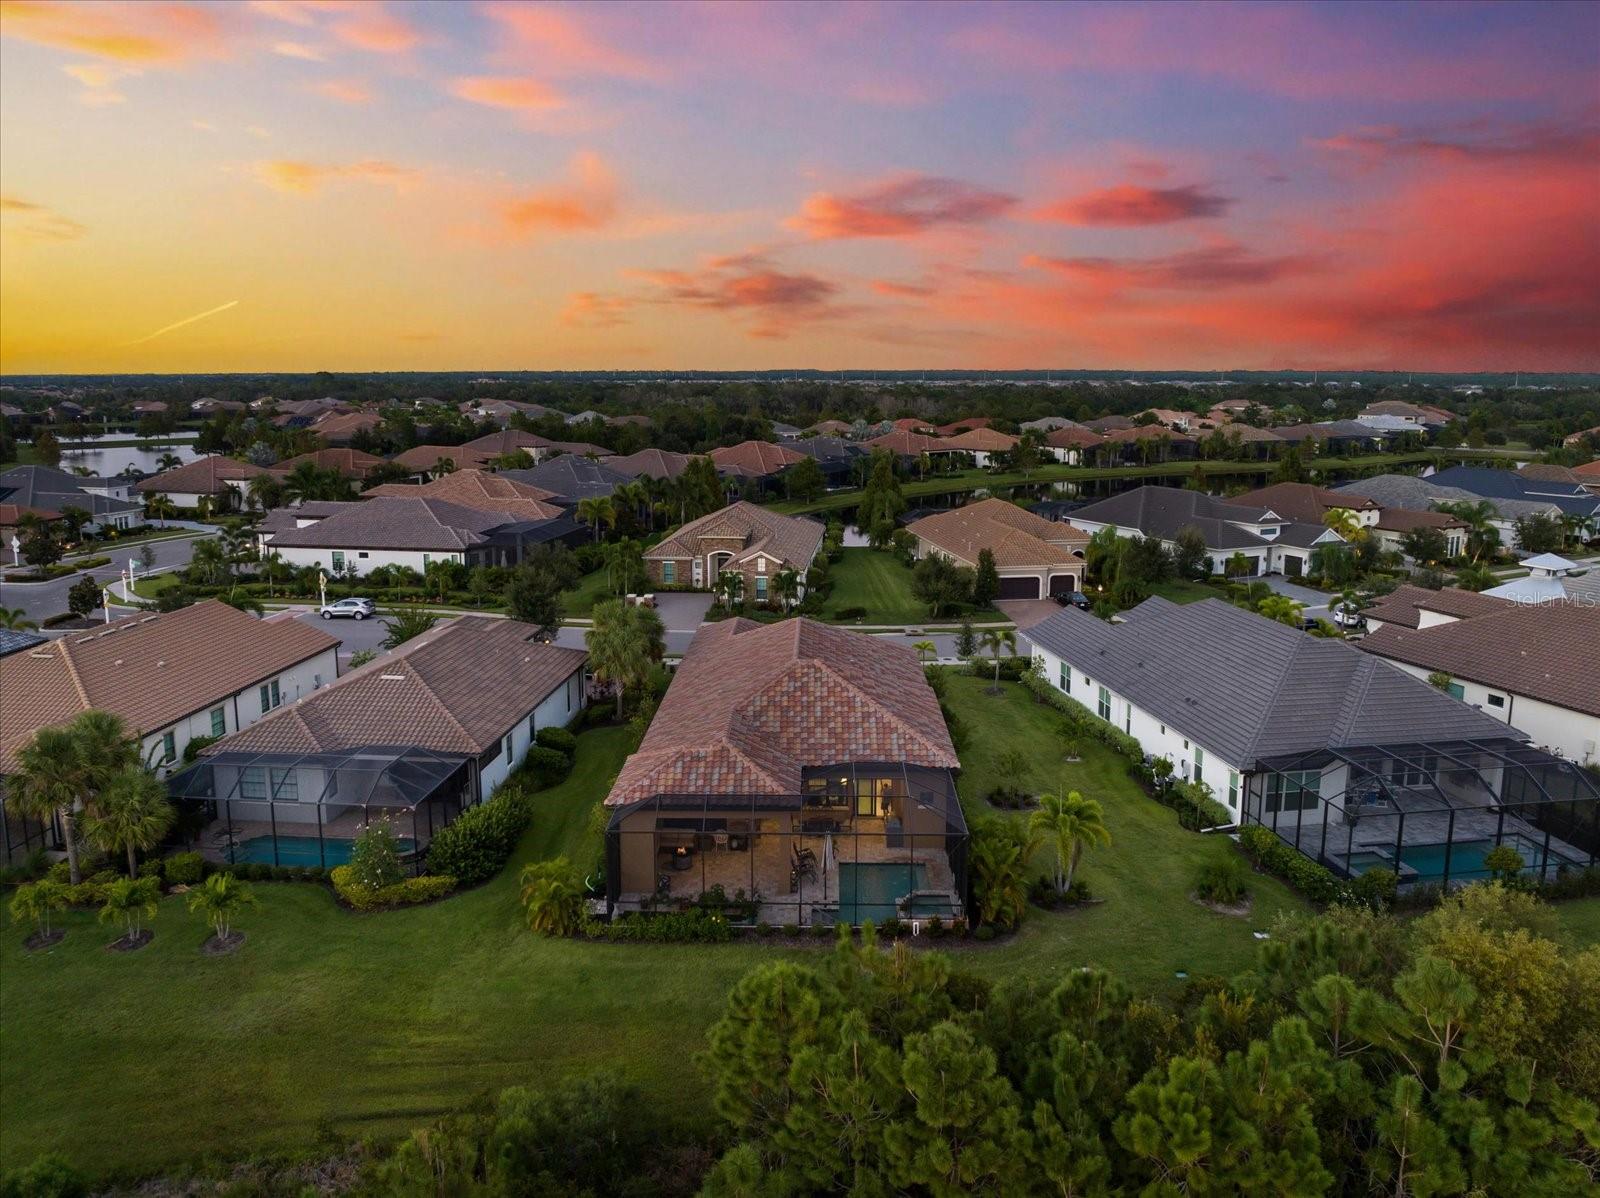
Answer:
top-left (605, 761), bottom-right (968, 926)
top-left (1244, 737), bottom-right (1600, 890)
top-left (167, 747), bottom-right (473, 874)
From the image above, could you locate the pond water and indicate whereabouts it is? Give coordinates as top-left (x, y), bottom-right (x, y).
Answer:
top-left (57, 435), bottom-right (202, 479)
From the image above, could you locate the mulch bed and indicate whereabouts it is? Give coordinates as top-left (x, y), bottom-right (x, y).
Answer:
top-left (107, 930), bottom-right (154, 953)
top-left (23, 930), bottom-right (64, 952)
top-left (201, 931), bottom-right (246, 956)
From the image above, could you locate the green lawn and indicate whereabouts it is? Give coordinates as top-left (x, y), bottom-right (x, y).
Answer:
top-left (560, 566), bottom-right (615, 617)
top-left (817, 547), bottom-right (928, 624)
top-left (1556, 896), bottom-right (1600, 947)
top-left (0, 681), bottom-right (1376, 1176)
top-left (1146, 578), bottom-right (1229, 605)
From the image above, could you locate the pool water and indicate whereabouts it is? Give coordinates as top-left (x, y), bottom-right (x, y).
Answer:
top-left (233, 835), bottom-right (417, 868)
top-left (1349, 836), bottom-right (1559, 884)
top-left (837, 862), bottom-right (927, 924)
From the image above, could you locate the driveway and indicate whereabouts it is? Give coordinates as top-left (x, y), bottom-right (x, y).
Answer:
top-left (995, 598), bottom-right (1060, 629)
top-left (287, 609), bottom-right (394, 666)
top-left (651, 592), bottom-right (716, 632)
top-left (1259, 575), bottom-right (1332, 616)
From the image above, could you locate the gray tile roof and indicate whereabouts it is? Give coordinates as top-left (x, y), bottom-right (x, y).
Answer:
top-left (1020, 597), bottom-right (1521, 769)
top-left (0, 465), bottom-right (141, 520)
top-left (0, 628), bottom-right (47, 658)
top-left (1337, 474), bottom-right (1558, 522)
top-left (1068, 485), bottom-right (1282, 550)
top-left (267, 497), bottom-right (510, 551)
top-left (502, 457), bottom-right (629, 501)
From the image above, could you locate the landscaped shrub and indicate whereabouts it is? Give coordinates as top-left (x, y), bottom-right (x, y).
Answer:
top-left (1238, 824), bottom-right (1343, 905)
top-left (520, 858), bottom-right (585, 936)
top-left (348, 822), bottom-right (404, 890)
top-left (878, 917), bottom-right (903, 937)
top-left (1348, 866), bottom-right (1398, 911)
top-left (426, 788), bottom-right (533, 887)
top-left (330, 866), bottom-right (456, 911)
top-left (525, 746), bottom-right (572, 789)
top-left (972, 923), bottom-right (996, 941)
top-left (534, 726), bottom-right (577, 758)
top-left (1541, 865), bottom-right (1600, 901)
top-left (73, 555), bottom-right (112, 570)
top-left (0, 1152), bottom-right (87, 1198)
top-left (584, 908), bottom-right (732, 943)
top-left (1195, 857), bottom-right (1249, 905)
top-left (1163, 781), bottom-right (1233, 831)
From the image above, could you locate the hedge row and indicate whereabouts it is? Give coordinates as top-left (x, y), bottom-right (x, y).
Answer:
top-left (426, 788), bottom-right (533, 886)
top-left (330, 865), bottom-right (456, 910)
top-left (1238, 824), bottom-right (1397, 910)
top-left (1019, 670), bottom-right (1145, 766)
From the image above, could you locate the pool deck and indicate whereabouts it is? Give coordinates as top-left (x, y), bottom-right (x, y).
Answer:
top-left (1321, 807), bottom-right (1591, 884)
top-left (199, 815), bottom-right (431, 869)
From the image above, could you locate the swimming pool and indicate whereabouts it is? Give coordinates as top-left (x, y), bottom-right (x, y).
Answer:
top-left (837, 862), bottom-right (927, 924)
top-left (233, 835), bottom-right (417, 868)
top-left (1347, 835), bottom-right (1565, 884)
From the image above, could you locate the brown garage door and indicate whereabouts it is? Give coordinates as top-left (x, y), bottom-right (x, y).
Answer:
top-left (1047, 573), bottom-right (1078, 597)
top-left (998, 575), bottom-right (1042, 600)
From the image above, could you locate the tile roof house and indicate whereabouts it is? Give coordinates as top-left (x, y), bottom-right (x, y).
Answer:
top-left (708, 440), bottom-right (807, 479)
top-left (309, 409), bottom-right (384, 444)
top-left (270, 447), bottom-right (388, 481)
top-left (891, 417), bottom-right (937, 434)
top-left (1358, 400), bottom-right (1454, 428)
top-left (0, 464), bottom-right (143, 535)
top-left (1429, 465), bottom-right (1600, 525)
top-left (174, 619), bottom-right (588, 862)
top-left (907, 497), bottom-right (1089, 600)
top-left (644, 501), bottom-right (823, 600)
top-left (1018, 598), bottom-right (1599, 892)
top-left (391, 444), bottom-right (497, 477)
top-left (501, 455), bottom-right (631, 503)
top-left (459, 429), bottom-right (560, 464)
top-left (0, 601), bottom-right (339, 779)
top-left (608, 448), bottom-right (695, 480)
top-left (787, 435), bottom-right (868, 485)
top-left (1069, 485), bottom-right (1344, 578)
top-left (132, 456), bottom-right (266, 509)
top-left (1360, 602), bottom-right (1600, 764)
top-left (0, 628), bottom-right (48, 658)
top-left (926, 427), bottom-right (1019, 466)
top-left (1358, 585), bottom-right (1513, 631)
top-left (935, 417), bottom-right (991, 435)
top-left (863, 428), bottom-right (940, 458)
top-left (1230, 482), bottom-right (1379, 526)
top-left (1337, 474), bottom-right (1564, 548)
top-left (810, 419), bottom-right (853, 436)
top-left (1043, 425), bottom-right (1105, 463)
top-left (1369, 507), bottom-right (1469, 558)
top-left (601, 618), bottom-right (965, 923)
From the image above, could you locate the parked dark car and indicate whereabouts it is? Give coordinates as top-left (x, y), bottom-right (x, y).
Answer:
top-left (1055, 591), bottom-right (1093, 610)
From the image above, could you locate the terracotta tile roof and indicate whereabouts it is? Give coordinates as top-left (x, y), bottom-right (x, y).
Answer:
top-left (934, 427), bottom-right (1018, 453)
top-left (811, 420), bottom-right (853, 435)
top-left (0, 502), bottom-right (61, 525)
top-left (936, 417), bottom-right (991, 435)
top-left (0, 602), bottom-right (338, 770)
top-left (391, 444), bottom-right (495, 472)
top-left (1097, 425), bottom-right (1196, 445)
top-left (268, 497), bottom-right (511, 551)
top-left (864, 428), bottom-right (939, 456)
top-left (1045, 427), bottom-right (1105, 449)
top-left (133, 455), bottom-right (266, 494)
top-left (605, 618), bottom-right (957, 806)
top-left (892, 417), bottom-right (936, 433)
top-left (360, 469), bottom-right (563, 519)
top-left (1373, 507), bottom-right (1467, 533)
top-left (1361, 604), bottom-right (1600, 718)
top-left (908, 497), bottom-right (1087, 570)
top-left (1216, 424), bottom-right (1287, 443)
top-left (707, 440), bottom-right (806, 477)
top-left (645, 501), bottom-right (823, 571)
top-left (211, 618), bottom-right (587, 757)
top-left (256, 502), bottom-right (354, 537)
top-left (270, 448), bottom-right (388, 479)
top-left (1573, 459), bottom-right (1600, 481)
top-left (461, 430), bottom-right (556, 457)
top-left (609, 448), bottom-right (694, 479)
top-left (310, 410), bottom-right (383, 443)
top-left (550, 440), bottom-right (615, 457)
top-left (1360, 585), bottom-right (1513, 629)
top-left (1230, 482), bottom-right (1378, 523)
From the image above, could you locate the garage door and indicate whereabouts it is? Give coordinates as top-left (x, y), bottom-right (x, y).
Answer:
top-left (1047, 573), bottom-right (1077, 597)
top-left (998, 575), bottom-right (1042, 600)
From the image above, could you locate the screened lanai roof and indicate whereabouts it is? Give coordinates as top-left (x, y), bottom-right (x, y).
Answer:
top-left (1257, 737), bottom-right (1600, 812)
top-left (167, 746), bottom-right (468, 810)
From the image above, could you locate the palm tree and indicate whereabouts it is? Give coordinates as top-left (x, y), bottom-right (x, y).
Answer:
top-left (1257, 595), bottom-right (1305, 627)
top-left (613, 480), bottom-right (649, 531)
top-left (259, 550), bottom-right (288, 598)
top-left (9, 879), bottom-right (67, 942)
top-left (912, 640), bottom-right (937, 665)
top-left (717, 569), bottom-right (745, 612)
top-left (98, 876), bottom-right (161, 943)
top-left (247, 474), bottom-right (283, 513)
top-left (186, 872), bottom-right (256, 945)
top-left (586, 598), bottom-right (666, 718)
top-left (575, 496), bottom-right (616, 542)
top-left (382, 607), bottom-right (438, 648)
top-left (1029, 788), bottom-right (1111, 897)
top-left (194, 495), bottom-right (212, 521)
top-left (1322, 508), bottom-right (1365, 544)
top-left (1455, 563), bottom-right (1497, 592)
top-left (979, 628), bottom-right (1016, 692)
top-left (968, 816), bottom-right (1037, 931)
top-left (519, 859), bottom-right (584, 936)
top-left (157, 452), bottom-right (182, 471)
top-left (218, 586), bottom-right (265, 615)
top-left (1435, 500), bottom-right (1500, 564)
top-left (144, 493), bottom-right (176, 528)
top-left (187, 538), bottom-right (228, 586)
top-left (772, 567), bottom-right (801, 612)
top-left (0, 607), bottom-right (38, 631)
top-left (603, 537), bottom-right (644, 595)
top-left (59, 504), bottom-right (90, 544)
top-left (82, 766), bottom-right (175, 878)
top-left (11, 727), bottom-right (88, 883)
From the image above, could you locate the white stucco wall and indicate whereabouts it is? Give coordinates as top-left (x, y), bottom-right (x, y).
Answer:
top-left (142, 646), bottom-right (338, 775)
top-left (478, 666), bottom-right (585, 798)
top-left (1377, 659), bottom-right (1598, 765)
top-left (273, 545), bottom-right (467, 576)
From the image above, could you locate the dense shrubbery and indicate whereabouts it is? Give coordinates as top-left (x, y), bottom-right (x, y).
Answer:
top-left (1239, 824), bottom-right (1345, 905)
top-left (524, 745), bottom-right (572, 789)
top-left (426, 788), bottom-right (533, 886)
top-left (329, 866), bottom-right (455, 911)
top-left (583, 908), bottom-right (734, 943)
top-left (533, 726), bottom-right (577, 758)
top-left (1194, 855), bottom-right (1249, 904)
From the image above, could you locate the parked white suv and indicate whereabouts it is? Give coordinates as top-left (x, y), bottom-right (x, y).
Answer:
top-left (319, 597), bottom-right (376, 621)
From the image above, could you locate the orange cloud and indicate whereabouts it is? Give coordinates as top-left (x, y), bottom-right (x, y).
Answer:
top-left (449, 75), bottom-right (564, 112)
top-left (247, 1), bottom-right (349, 27)
top-left (310, 79), bottom-right (372, 105)
top-left (561, 291), bottom-right (634, 329)
top-left (270, 39), bottom-right (324, 60)
top-left (788, 174), bottom-right (1016, 239)
top-left (1312, 116), bottom-right (1600, 169)
top-left (627, 251), bottom-right (846, 339)
top-left (1, 195), bottom-right (87, 243)
top-left (330, 5), bottom-right (422, 54)
top-left (62, 61), bottom-right (129, 105)
top-left (253, 159), bottom-right (418, 195)
top-left (500, 152), bottom-right (618, 235)
top-left (1026, 242), bottom-right (1322, 292)
top-left (1034, 183), bottom-right (1231, 226)
top-left (481, 3), bottom-right (662, 80)
top-left (0, 0), bottom-right (227, 64)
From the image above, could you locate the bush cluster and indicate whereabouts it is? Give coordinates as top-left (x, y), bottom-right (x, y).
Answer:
top-left (426, 788), bottom-right (533, 887)
top-left (329, 865), bottom-right (456, 911)
top-left (1238, 824), bottom-right (1345, 905)
top-left (1019, 671), bottom-right (1150, 769)
top-left (1194, 856), bottom-right (1249, 905)
top-left (1158, 780), bottom-right (1233, 832)
top-left (583, 908), bottom-right (733, 943)
top-left (533, 726), bottom-right (577, 757)
top-left (524, 746), bottom-right (572, 790)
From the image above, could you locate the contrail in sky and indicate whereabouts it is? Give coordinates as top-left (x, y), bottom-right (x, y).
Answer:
top-left (123, 299), bottom-right (239, 346)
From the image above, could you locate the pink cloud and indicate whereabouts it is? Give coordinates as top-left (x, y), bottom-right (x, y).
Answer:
top-left (500, 152), bottom-right (619, 234)
top-left (1027, 242), bottom-right (1322, 291)
top-left (480, 3), bottom-right (662, 80)
top-left (253, 159), bottom-right (418, 195)
top-left (625, 251), bottom-right (846, 339)
top-left (1, 1), bottom-right (229, 65)
top-left (330, 5), bottom-right (423, 54)
top-left (788, 174), bottom-right (1017, 239)
top-left (310, 79), bottom-right (373, 105)
top-left (449, 76), bottom-right (564, 112)
top-left (1034, 183), bottom-right (1230, 227)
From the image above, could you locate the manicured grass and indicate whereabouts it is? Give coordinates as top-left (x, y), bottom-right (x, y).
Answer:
top-left (943, 673), bottom-right (1308, 991)
top-left (1146, 578), bottom-right (1229, 605)
top-left (817, 547), bottom-right (928, 624)
top-left (1555, 896), bottom-right (1600, 946)
top-left (131, 574), bottom-right (180, 599)
top-left (560, 566), bottom-right (615, 617)
top-left (1, 682), bottom-right (1307, 1176)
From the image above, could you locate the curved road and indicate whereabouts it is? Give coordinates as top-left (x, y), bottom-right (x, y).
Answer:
top-left (0, 529), bottom-right (213, 624)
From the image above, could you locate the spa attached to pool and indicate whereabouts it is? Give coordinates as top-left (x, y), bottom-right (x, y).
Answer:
top-left (602, 618), bottom-right (967, 927)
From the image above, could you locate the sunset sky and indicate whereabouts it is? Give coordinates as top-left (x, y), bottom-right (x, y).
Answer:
top-left (1, 0), bottom-right (1596, 374)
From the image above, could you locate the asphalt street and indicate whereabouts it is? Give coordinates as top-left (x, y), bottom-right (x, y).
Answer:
top-left (0, 530), bottom-right (213, 623)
